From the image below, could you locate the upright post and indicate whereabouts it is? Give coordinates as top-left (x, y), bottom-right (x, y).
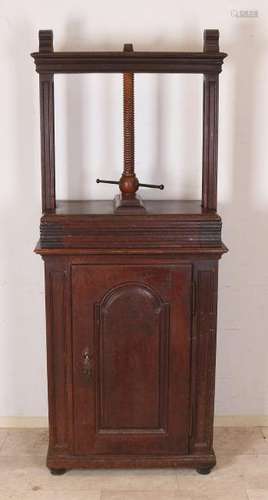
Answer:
top-left (202, 29), bottom-right (219, 211)
top-left (39, 30), bottom-right (56, 212)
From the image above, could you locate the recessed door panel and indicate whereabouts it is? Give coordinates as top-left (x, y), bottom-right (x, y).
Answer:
top-left (96, 283), bottom-right (169, 431)
top-left (72, 265), bottom-right (191, 455)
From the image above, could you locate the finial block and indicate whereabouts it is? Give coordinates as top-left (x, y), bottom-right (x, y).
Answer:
top-left (123, 43), bottom-right (134, 52)
top-left (39, 30), bottom-right (54, 53)
top-left (203, 29), bottom-right (219, 53)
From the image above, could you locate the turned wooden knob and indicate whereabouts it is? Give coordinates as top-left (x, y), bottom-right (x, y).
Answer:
top-left (119, 174), bottom-right (139, 195)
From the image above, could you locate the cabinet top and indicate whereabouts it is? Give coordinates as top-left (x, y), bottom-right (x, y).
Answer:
top-left (53, 200), bottom-right (219, 217)
top-left (36, 199), bottom-right (227, 257)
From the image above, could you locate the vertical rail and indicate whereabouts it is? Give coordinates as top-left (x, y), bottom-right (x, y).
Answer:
top-left (202, 30), bottom-right (219, 211)
top-left (39, 30), bottom-right (56, 212)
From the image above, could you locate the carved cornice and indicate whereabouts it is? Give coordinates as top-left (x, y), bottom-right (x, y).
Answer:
top-left (31, 50), bottom-right (227, 74)
top-left (39, 214), bottom-right (224, 253)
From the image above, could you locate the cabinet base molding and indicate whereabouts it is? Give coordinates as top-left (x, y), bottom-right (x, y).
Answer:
top-left (47, 450), bottom-right (216, 470)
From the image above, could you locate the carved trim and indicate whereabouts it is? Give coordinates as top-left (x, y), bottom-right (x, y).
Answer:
top-left (98, 281), bottom-right (165, 310)
top-left (46, 269), bottom-right (69, 451)
top-left (190, 263), bottom-right (218, 453)
top-left (47, 450), bottom-right (216, 469)
top-left (40, 217), bottom-right (223, 249)
top-left (31, 50), bottom-right (226, 75)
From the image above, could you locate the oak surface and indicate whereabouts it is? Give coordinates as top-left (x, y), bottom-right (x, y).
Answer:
top-left (33, 28), bottom-right (227, 474)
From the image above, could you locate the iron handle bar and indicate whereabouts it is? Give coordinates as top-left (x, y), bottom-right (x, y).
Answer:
top-left (96, 178), bottom-right (164, 190)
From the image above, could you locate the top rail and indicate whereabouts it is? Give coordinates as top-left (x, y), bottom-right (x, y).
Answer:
top-left (31, 29), bottom-right (227, 74)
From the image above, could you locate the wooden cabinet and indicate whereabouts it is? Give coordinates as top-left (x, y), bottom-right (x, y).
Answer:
top-left (32, 29), bottom-right (227, 474)
top-left (42, 252), bottom-right (221, 472)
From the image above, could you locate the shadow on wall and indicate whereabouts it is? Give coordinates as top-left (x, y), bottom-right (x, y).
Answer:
top-left (216, 22), bottom-right (268, 416)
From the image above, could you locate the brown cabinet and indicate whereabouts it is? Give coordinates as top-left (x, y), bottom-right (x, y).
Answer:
top-left (32, 29), bottom-right (227, 474)
top-left (43, 251), bottom-right (221, 472)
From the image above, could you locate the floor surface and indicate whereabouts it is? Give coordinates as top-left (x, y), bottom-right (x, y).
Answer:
top-left (0, 427), bottom-right (267, 499)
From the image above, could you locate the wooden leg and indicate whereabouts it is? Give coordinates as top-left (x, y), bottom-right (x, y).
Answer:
top-left (196, 465), bottom-right (213, 475)
top-left (50, 468), bottom-right (67, 475)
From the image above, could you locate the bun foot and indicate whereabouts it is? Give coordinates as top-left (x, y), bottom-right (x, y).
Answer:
top-left (196, 465), bottom-right (213, 475)
top-left (50, 468), bottom-right (67, 475)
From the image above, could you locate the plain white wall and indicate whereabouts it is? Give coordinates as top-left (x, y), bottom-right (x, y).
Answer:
top-left (1, 0), bottom-right (268, 417)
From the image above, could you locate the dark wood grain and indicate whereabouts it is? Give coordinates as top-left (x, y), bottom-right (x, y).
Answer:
top-left (202, 30), bottom-right (219, 211)
top-left (190, 261), bottom-right (218, 454)
top-left (44, 259), bottom-right (73, 456)
top-left (39, 74), bottom-right (56, 212)
top-left (203, 29), bottom-right (219, 53)
top-left (202, 74), bottom-right (219, 210)
top-left (32, 50), bottom-right (226, 74)
top-left (39, 30), bottom-right (54, 53)
top-left (39, 220), bottom-right (224, 251)
top-left (71, 264), bottom-right (191, 455)
top-left (32, 29), bottom-right (226, 76)
top-left (33, 28), bottom-right (228, 474)
top-left (47, 199), bottom-right (220, 215)
top-left (38, 30), bottom-right (56, 212)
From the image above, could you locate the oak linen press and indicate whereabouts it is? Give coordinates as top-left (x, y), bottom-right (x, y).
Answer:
top-left (32, 29), bottom-right (228, 475)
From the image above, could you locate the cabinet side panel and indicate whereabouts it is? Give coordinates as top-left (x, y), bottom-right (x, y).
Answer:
top-left (45, 261), bottom-right (72, 453)
top-left (191, 261), bottom-right (218, 453)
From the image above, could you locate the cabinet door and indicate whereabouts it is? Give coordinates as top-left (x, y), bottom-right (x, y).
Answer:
top-left (72, 264), bottom-right (192, 456)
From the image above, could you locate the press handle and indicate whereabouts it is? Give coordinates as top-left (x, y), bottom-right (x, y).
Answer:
top-left (96, 179), bottom-right (164, 190)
